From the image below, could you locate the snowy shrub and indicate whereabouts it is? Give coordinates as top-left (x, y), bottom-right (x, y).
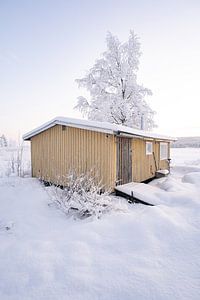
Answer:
top-left (45, 170), bottom-right (126, 219)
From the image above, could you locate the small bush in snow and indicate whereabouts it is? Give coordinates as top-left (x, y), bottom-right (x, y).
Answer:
top-left (0, 219), bottom-right (14, 232)
top-left (45, 171), bottom-right (124, 219)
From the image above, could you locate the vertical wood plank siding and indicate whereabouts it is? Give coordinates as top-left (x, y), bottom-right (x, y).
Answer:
top-left (31, 125), bottom-right (116, 189)
top-left (132, 139), bottom-right (170, 182)
top-left (30, 124), bottom-right (170, 189)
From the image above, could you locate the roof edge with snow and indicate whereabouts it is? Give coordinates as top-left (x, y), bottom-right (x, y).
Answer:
top-left (23, 116), bottom-right (176, 141)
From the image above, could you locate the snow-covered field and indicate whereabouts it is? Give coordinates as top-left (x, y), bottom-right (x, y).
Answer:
top-left (0, 147), bottom-right (200, 300)
top-left (0, 144), bottom-right (31, 178)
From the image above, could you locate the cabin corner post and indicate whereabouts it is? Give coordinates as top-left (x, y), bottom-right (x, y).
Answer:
top-left (30, 139), bottom-right (33, 177)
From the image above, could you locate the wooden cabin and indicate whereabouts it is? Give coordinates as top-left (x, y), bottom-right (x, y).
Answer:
top-left (23, 117), bottom-right (174, 190)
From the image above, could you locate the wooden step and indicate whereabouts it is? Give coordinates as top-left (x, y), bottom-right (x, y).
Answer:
top-left (115, 182), bottom-right (168, 206)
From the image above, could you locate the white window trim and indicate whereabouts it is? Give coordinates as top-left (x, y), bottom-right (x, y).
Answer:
top-left (146, 141), bottom-right (153, 155)
top-left (160, 142), bottom-right (168, 160)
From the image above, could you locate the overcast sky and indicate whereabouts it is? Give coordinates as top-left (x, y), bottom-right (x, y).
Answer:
top-left (1, 0), bottom-right (200, 139)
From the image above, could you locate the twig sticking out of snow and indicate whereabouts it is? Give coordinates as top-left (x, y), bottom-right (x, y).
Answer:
top-left (0, 220), bottom-right (14, 232)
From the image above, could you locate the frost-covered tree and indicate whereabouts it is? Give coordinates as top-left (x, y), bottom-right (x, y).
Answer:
top-left (75, 31), bottom-right (156, 130)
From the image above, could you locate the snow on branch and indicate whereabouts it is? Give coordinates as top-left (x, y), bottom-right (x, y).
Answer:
top-left (45, 170), bottom-right (127, 219)
top-left (75, 30), bottom-right (156, 130)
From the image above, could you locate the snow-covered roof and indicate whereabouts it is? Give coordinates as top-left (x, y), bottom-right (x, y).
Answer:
top-left (23, 116), bottom-right (176, 141)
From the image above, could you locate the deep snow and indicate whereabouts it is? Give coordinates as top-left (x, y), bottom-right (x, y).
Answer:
top-left (0, 147), bottom-right (200, 300)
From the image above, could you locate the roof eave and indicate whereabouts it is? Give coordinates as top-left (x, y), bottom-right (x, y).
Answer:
top-left (23, 116), bottom-right (176, 142)
top-left (116, 130), bottom-right (175, 142)
top-left (23, 119), bottom-right (114, 141)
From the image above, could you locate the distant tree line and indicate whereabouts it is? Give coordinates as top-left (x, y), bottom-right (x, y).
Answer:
top-left (0, 134), bottom-right (8, 147)
top-left (171, 137), bottom-right (200, 148)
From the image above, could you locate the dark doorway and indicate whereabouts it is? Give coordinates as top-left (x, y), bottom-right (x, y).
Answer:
top-left (116, 137), bottom-right (132, 185)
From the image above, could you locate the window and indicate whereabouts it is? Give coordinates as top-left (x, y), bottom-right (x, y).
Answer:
top-left (160, 142), bottom-right (168, 160)
top-left (146, 142), bottom-right (153, 155)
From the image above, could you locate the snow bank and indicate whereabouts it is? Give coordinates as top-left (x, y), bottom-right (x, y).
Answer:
top-left (182, 172), bottom-right (200, 185)
top-left (0, 148), bottom-right (200, 300)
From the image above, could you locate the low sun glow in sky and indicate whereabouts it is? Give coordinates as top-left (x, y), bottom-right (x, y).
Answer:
top-left (1, 0), bottom-right (200, 139)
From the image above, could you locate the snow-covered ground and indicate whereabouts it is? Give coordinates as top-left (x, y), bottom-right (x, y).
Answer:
top-left (0, 148), bottom-right (200, 300)
top-left (171, 147), bottom-right (200, 168)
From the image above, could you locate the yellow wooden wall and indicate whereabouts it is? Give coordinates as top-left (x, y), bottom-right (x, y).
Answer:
top-left (30, 124), bottom-right (171, 189)
top-left (31, 125), bottom-right (116, 189)
top-left (132, 139), bottom-right (170, 182)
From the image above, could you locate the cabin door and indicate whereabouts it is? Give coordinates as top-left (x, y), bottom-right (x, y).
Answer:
top-left (116, 137), bottom-right (132, 185)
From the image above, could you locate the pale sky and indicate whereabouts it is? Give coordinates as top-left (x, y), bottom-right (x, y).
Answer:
top-left (1, 0), bottom-right (200, 139)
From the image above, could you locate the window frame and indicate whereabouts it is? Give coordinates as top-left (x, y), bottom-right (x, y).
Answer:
top-left (146, 141), bottom-right (153, 155)
top-left (160, 142), bottom-right (168, 160)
